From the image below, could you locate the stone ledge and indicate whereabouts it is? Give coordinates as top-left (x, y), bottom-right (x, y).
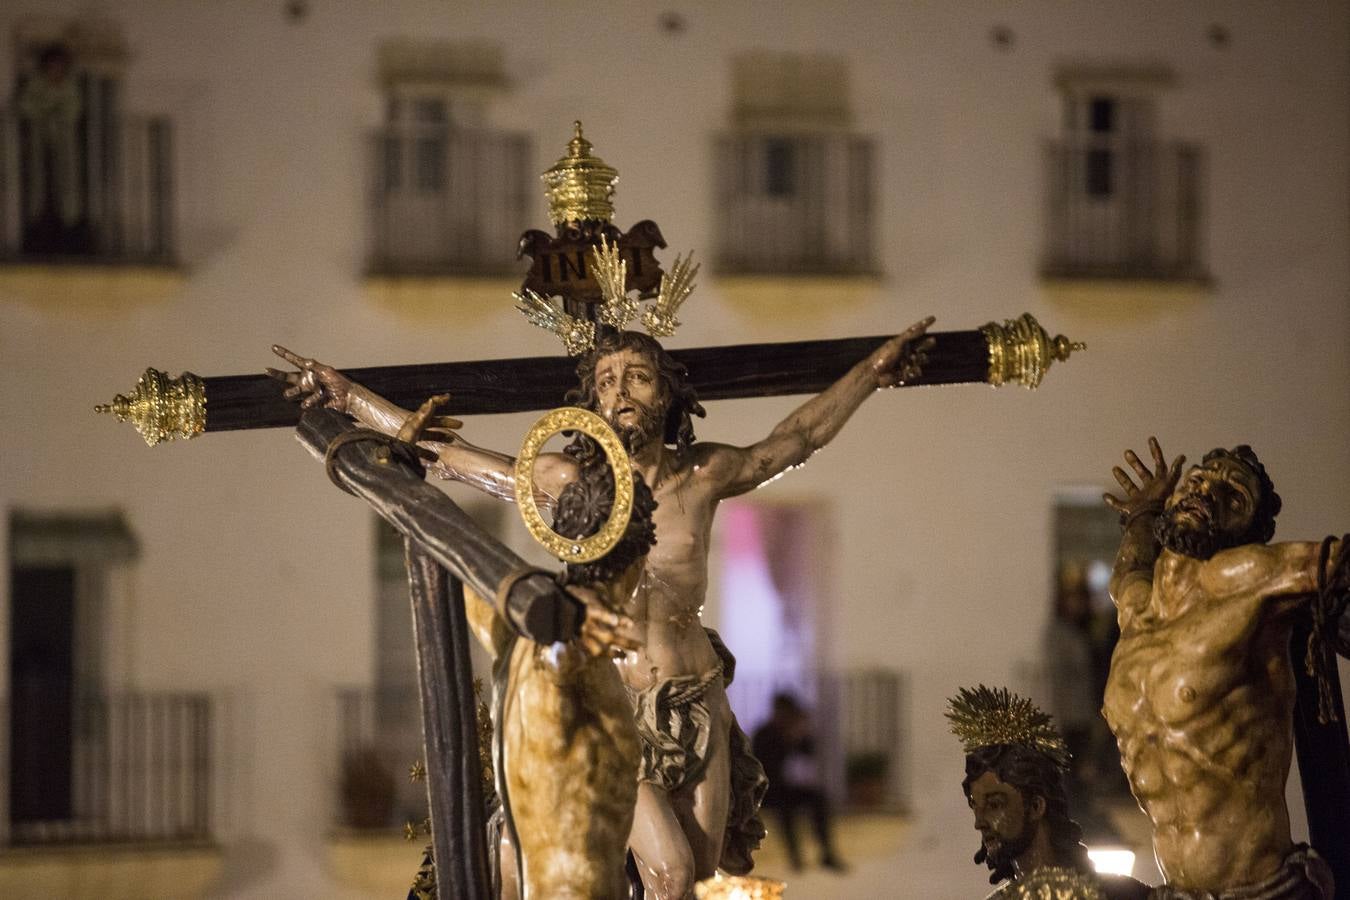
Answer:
top-left (363, 275), bottom-right (520, 324)
top-left (0, 262), bottom-right (185, 313)
top-left (0, 841), bottom-right (222, 900)
top-left (714, 274), bottom-right (885, 323)
top-left (326, 831), bottom-right (426, 897)
top-left (1040, 275), bottom-right (1213, 305)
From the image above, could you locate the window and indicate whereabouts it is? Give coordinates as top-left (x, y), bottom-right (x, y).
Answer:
top-left (4, 21), bottom-right (174, 264)
top-left (1089, 96), bottom-right (1116, 133)
top-left (338, 505), bottom-right (508, 828)
top-left (764, 139), bottom-right (796, 197)
top-left (368, 39), bottom-right (532, 276)
top-left (1043, 67), bottom-right (1206, 280)
top-left (1086, 148), bottom-right (1113, 198)
top-left (1085, 96), bottom-right (1116, 197)
top-left (4, 512), bottom-right (210, 845)
top-left (1046, 495), bottom-right (1128, 798)
top-left (714, 52), bottom-right (876, 276)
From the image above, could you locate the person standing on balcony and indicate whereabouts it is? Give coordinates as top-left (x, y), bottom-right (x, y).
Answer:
top-left (17, 43), bottom-right (84, 246)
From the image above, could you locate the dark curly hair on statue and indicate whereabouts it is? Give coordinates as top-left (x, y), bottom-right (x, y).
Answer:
top-left (961, 743), bottom-right (1091, 885)
top-left (565, 329), bottom-right (706, 455)
top-left (552, 433), bottom-right (658, 588)
top-left (1200, 445), bottom-right (1282, 545)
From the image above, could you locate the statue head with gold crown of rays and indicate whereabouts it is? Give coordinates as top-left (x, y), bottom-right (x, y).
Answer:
top-left (946, 685), bottom-right (1071, 770)
top-left (948, 686), bottom-right (1102, 890)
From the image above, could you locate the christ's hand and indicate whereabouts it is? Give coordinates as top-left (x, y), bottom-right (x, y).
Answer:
top-left (267, 345), bottom-right (353, 413)
top-left (872, 316), bottom-right (937, 388)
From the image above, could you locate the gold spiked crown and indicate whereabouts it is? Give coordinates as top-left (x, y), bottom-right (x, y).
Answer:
top-left (514, 236), bottom-right (699, 355)
top-left (542, 121), bottom-right (619, 225)
top-left (946, 685), bottom-right (1071, 770)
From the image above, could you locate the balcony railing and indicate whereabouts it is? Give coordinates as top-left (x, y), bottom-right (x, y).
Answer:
top-left (4, 691), bottom-right (211, 845)
top-left (0, 110), bottom-right (174, 265)
top-left (335, 666), bottom-right (909, 829)
top-left (713, 132), bottom-right (877, 276)
top-left (367, 124), bottom-right (532, 277)
top-left (1042, 139), bottom-right (1206, 281)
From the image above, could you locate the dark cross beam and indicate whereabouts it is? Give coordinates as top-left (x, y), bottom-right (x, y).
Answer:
top-left (96, 316), bottom-right (1081, 442)
top-left (209, 331), bottom-right (988, 432)
top-left (1290, 598), bottom-right (1350, 895)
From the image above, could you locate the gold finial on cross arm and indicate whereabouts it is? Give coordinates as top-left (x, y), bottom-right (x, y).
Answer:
top-left (981, 313), bottom-right (1085, 389)
top-left (95, 368), bottom-right (206, 446)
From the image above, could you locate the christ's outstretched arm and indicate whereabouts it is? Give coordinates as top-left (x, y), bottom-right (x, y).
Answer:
top-left (699, 317), bottom-right (935, 500)
top-left (269, 345), bottom-right (577, 506)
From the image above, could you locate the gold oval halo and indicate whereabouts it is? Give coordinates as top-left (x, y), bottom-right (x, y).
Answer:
top-left (514, 407), bottom-right (634, 563)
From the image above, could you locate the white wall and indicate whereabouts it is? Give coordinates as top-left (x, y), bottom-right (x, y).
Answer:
top-left (1, 2), bottom-right (1346, 897)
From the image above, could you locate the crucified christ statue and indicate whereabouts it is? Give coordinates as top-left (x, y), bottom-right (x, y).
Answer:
top-left (269, 315), bottom-right (933, 898)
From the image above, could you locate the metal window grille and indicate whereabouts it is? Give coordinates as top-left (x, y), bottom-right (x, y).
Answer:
top-left (713, 132), bottom-right (877, 276)
top-left (368, 125), bottom-right (532, 277)
top-left (1042, 139), bottom-right (1206, 280)
top-left (3, 692), bottom-right (212, 845)
top-left (0, 109), bottom-right (175, 264)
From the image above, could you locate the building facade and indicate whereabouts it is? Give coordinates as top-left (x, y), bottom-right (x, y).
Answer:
top-left (0, 2), bottom-right (1347, 897)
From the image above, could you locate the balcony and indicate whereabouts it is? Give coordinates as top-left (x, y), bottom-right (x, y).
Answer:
top-left (711, 132), bottom-right (880, 319)
top-left (0, 110), bottom-right (174, 267)
top-left (333, 686), bottom-right (426, 831)
top-left (713, 132), bottom-right (877, 278)
top-left (1042, 139), bottom-right (1208, 290)
top-left (332, 666), bottom-right (908, 827)
top-left (366, 124), bottom-right (532, 316)
top-left (326, 686), bottom-right (436, 896)
top-left (0, 691), bottom-right (220, 898)
top-left (327, 668), bottom-right (908, 893)
top-left (727, 668), bottom-right (909, 812)
top-left (0, 109), bottom-right (179, 309)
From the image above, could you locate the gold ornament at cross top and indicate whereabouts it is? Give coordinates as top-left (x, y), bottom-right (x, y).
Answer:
top-left (94, 368), bottom-right (206, 446)
top-left (514, 407), bottom-right (634, 563)
top-left (542, 121), bottom-right (619, 225)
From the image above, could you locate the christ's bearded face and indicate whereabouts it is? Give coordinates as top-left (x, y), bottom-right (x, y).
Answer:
top-left (967, 770), bottom-right (1037, 873)
top-left (594, 348), bottom-right (667, 454)
top-left (1156, 457), bottom-right (1261, 560)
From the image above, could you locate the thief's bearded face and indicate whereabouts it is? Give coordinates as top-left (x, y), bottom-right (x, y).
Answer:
top-left (1156, 456), bottom-right (1262, 560)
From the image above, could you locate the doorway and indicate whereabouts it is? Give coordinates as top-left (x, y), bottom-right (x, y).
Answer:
top-left (9, 565), bottom-right (77, 826)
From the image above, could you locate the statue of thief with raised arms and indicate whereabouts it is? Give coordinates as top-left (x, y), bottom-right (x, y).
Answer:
top-left (1102, 437), bottom-right (1348, 900)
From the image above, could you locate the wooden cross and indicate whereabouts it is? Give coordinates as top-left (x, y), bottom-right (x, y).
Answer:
top-left (95, 313), bottom-right (1082, 445)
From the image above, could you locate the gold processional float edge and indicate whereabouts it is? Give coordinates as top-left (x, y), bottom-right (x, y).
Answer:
top-left (93, 312), bottom-right (1085, 447)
